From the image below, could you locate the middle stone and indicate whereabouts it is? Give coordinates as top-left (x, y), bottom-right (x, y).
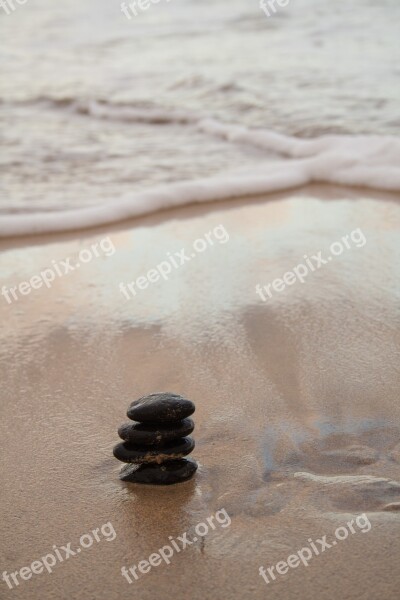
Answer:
top-left (118, 418), bottom-right (194, 446)
top-left (113, 437), bottom-right (195, 464)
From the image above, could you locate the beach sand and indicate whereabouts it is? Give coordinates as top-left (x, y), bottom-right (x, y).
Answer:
top-left (1, 187), bottom-right (400, 600)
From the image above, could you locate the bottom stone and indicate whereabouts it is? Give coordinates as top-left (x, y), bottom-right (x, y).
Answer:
top-left (119, 458), bottom-right (198, 485)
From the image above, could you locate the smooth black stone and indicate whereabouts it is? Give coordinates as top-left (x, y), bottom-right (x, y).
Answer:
top-left (127, 392), bottom-right (195, 423)
top-left (119, 459), bottom-right (198, 485)
top-left (118, 418), bottom-right (194, 446)
top-left (113, 437), bottom-right (195, 464)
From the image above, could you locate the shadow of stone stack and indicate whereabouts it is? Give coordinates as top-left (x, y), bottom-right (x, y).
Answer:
top-left (113, 392), bottom-right (197, 485)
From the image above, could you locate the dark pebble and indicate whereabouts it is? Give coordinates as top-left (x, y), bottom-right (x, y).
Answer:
top-left (113, 437), bottom-right (195, 464)
top-left (119, 459), bottom-right (198, 485)
top-left (118, 418), bottom-right (194, 446)
top-left (127, 392), bottom-right (195, 423)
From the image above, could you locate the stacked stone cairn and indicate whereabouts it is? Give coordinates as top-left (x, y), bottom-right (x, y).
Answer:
top-left (113, 392), bottom-right (197, 485)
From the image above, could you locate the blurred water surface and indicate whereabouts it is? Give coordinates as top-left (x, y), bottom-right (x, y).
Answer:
top-left (0, 0), bottom-right (399, 213)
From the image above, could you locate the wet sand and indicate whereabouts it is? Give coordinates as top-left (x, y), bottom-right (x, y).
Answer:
top-left (1, 186), bottom-right (400, 600)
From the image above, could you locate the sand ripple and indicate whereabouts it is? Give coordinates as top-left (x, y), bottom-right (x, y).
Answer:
top-left (294, 472), bottom-right (400, 512)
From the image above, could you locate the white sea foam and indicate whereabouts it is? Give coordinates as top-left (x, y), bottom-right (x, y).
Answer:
top-left (1, 114), bottom-right (399, 237)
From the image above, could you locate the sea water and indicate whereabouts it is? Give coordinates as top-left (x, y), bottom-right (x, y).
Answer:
top-left (0, 0), bottom-right (399, 234)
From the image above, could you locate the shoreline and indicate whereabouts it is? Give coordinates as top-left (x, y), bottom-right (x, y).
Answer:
top-left (0, 182), bottom-right (398, 251)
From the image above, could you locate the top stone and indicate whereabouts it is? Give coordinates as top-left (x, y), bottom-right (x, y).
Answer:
top-left (127, 392), bottom-right (195, 423)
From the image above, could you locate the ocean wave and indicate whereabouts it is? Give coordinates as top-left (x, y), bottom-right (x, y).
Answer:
top-left (3, 96), bottom-right (201, 126)
top-left (1, 112), bottom-right (399, 237)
